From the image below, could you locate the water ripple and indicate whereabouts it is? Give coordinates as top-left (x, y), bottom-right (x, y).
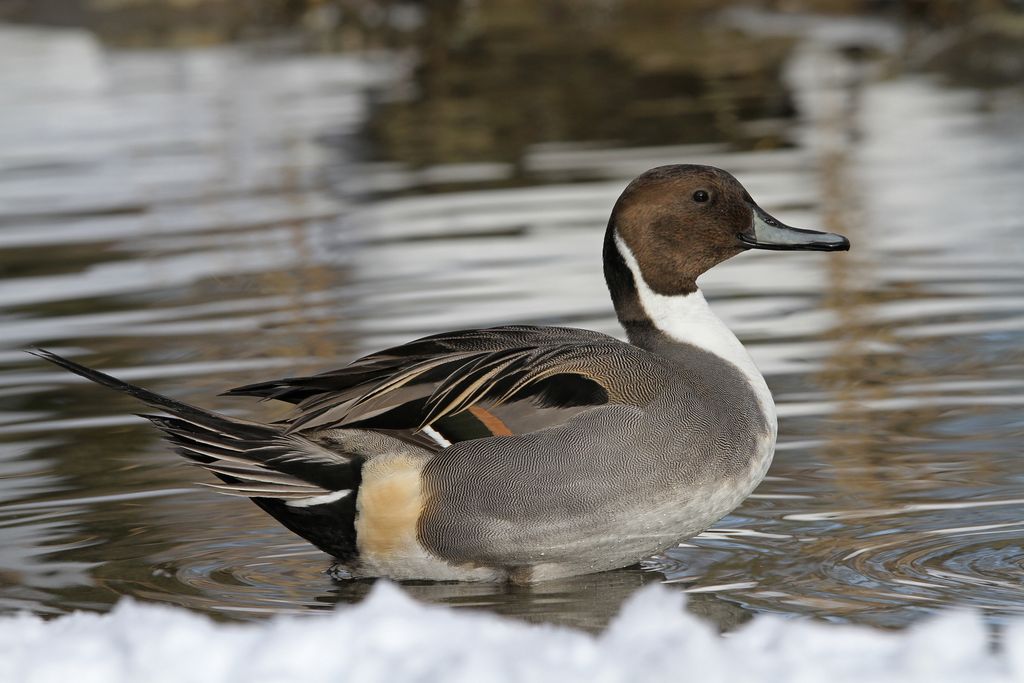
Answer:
top-left (0, 17), bottom-right (1022, 632)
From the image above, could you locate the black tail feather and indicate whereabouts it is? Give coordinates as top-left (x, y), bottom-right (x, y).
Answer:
top-left (30, 349), bottom-right (268, 440)
top-left (31, 349), bottom-right (364, 560)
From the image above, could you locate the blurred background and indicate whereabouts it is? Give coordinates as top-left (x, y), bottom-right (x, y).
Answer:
top-left (0, 0), bottom-right (1023, 632)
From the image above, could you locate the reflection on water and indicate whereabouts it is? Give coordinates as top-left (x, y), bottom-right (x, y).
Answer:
top-left (367, 1), bottom-right (796, 172)
top-left (1, 8), bottom-right (1023, 632)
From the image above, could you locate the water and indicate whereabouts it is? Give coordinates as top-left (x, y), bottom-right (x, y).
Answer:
top-left (0, 13), bottom-right (1022, 632)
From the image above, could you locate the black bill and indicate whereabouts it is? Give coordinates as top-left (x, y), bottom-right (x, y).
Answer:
top-left (739, 204), bottom-right (850, 252)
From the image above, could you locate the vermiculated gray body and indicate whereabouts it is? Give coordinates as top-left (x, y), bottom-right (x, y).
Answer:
top-left (419, 339), bottom-right (771, 580)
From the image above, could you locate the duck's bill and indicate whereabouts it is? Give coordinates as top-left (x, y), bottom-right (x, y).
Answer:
top-left (740, 205), bottom-right (850, 252)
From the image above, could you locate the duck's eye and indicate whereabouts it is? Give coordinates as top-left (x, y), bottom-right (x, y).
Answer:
top-left (692, 190), bottom-right (710, 203)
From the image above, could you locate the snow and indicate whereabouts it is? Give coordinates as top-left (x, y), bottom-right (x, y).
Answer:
top-left (2, 582), bottom-right (1021, 683)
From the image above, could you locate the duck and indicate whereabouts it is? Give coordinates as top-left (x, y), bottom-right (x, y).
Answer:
top-left (35, 164), bottom-right (849, 584)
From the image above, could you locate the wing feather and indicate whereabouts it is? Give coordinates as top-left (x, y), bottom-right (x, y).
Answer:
top-left (226, 326), bottom-right (657, 442)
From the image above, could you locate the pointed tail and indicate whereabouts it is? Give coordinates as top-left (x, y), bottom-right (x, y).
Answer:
top-left (30, 349), bottom-right (364, 560)
top-left (30, 349), bottom-right (269, 439)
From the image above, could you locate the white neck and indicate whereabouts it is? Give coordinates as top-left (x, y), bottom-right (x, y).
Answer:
top-left (614, 234), bottom-right (777, 432)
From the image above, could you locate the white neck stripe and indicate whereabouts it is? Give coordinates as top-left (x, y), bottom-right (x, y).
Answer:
top-left (613, 233), bottom-right (777, 431)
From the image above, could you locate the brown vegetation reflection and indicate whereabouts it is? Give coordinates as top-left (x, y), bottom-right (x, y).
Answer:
top-left (366, 1), bottom-right (794, 173)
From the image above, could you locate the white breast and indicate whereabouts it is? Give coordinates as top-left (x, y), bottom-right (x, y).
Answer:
top-left (613, 234), bottom-right (778, 441)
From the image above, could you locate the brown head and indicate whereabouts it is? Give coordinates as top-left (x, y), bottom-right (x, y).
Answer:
top-left (604, 165), bottom-right (849, 325)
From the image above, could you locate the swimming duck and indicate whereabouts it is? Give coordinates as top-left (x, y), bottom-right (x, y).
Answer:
top-left (35, 165), bottom-right (849, 584)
